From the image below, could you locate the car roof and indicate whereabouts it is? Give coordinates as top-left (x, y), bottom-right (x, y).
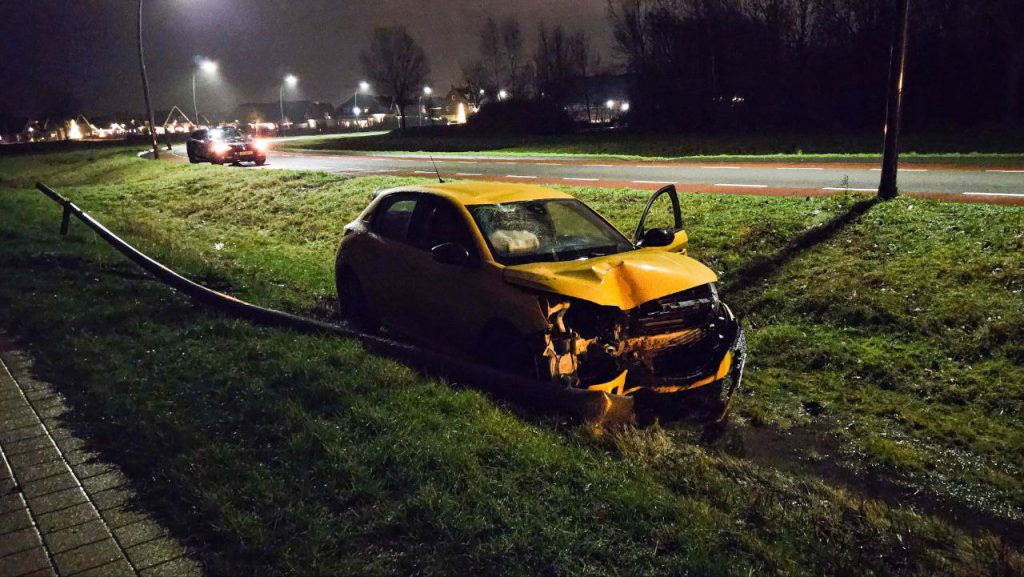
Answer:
top-left (381, 182), bottom-right (574, 206)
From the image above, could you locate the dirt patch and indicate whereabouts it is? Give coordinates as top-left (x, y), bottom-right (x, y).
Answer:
top-left (700, 420), bottom-right (1024, 547)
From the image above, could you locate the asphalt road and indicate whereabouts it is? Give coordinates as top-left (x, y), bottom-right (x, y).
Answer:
top-left (166, 143), bottom-right (1024, 203)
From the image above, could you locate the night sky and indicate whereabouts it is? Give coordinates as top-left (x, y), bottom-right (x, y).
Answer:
top-left (0, 0), bottom-right (612, 120)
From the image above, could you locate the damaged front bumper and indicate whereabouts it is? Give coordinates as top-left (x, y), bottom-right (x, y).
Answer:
top-left (539, 285), bottom-right (747, 408)
top-left (587, 304), bottom-right (746, 403)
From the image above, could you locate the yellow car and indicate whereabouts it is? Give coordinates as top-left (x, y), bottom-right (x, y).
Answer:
top-left (335, 182), bottom-right (745, 406)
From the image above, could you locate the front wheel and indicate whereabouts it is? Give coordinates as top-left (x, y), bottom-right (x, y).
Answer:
top-left (477, 325), bottom-right (541, 378)
top-left (255, 157), bottom-right (266, 166)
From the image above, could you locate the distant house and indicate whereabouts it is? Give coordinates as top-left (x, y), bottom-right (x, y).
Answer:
top-left (440, 89), bottom-right (474, 124)
top-left (336, 94), bottom-right (395, 129)
top-left (229, 100), bottom-right (336, 131)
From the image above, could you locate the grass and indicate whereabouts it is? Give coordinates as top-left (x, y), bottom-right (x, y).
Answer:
top-left (0, 149), bottom-right (1022, 575)
top-left (282, 127), bottom-right (1024, 165)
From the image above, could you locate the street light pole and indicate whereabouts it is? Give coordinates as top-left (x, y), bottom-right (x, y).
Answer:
top-left (279, 75), bottom-right (297, 134)
top-left (192, 72), bottom-right (198, 126)
top-left (137, 0), bottom-right (158, 159)
top-left (279, 84), bottom-right (285, 128)
top-left (878, 0), bottom-right (911, 200)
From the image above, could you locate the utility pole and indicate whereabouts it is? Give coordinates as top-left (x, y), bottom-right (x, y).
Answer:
top-left (137, 0), bottom-right (159, 159)
top-left (878, 0), bottom-right (911, 200)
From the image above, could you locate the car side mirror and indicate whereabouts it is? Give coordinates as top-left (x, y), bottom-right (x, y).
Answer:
top-left (431, 242), bottom-right (472, 266)
top-left (640, 228), bottom-right (675, 248)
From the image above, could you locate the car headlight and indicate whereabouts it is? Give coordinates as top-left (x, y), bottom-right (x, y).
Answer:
top-left (212, 142), bottom-right (231, 155)
top-left (252, 139), bottom-right (269, 152)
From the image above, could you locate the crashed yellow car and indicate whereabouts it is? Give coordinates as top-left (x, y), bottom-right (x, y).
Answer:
top-left (335, 182), bottom-right (745, 407)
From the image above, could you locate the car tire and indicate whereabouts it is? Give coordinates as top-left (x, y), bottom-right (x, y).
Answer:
top-left (477, 324), bottom-right (539, 378)
top-left (187, 149), bottom-right (199, 163)
top-left (255, 157), bottom-right (266, 166)
top-left (336, 269), bottom-right (378, 331)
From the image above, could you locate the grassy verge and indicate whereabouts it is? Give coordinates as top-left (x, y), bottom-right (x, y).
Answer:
top-left (1, 149), bottom-right (1022, 575)
top-left (281, 128), bottom-right (1024, 165)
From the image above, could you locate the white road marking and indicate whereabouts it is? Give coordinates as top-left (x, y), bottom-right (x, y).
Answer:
top-left (585, 164), bottom-right (613, 167)
top-left (823, 187), bottom-right (876, 192)
top-left (563, 177), bottom-right (599, 181)
top-left (506, 174), bottom-right (537, 179)
top-left (870, 168), bottom-right (928, 172)
top-left (633, 180), bottom-right (675, 185)
top-left (715, 183), bottom-right (768, 188)
top-left (536, 162), bottom-right (562, 166)
top-left (414, 170), bottom-right (435, 174)
top-left (986, 169), bottom-right (1024, 173)
top-left (455, 172), bottom-right (483, 176)
top-left (777, 167), bottom-right (825, 171)
top-left (702, 166), bottom-right (744, 169)
top-left (963, 192), bottom-right (1023, 197)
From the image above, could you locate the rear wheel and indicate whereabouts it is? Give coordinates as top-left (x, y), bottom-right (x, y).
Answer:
top-left (336, 269), bottom-right (378, 331)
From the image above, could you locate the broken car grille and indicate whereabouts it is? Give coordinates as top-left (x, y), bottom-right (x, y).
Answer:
top-left (630, 284), bottom-right (718, 337)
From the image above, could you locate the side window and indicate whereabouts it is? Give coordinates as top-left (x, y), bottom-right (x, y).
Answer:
top-left (372, 196), bottom-right (419, 242)
top-left (414, 198), bottom-right (475, 253)
top-left (191, 130), bottom-right (206, 140)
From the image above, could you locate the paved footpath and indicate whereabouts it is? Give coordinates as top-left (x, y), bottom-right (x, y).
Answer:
top-left (0, 336), bottom-right (202, 577)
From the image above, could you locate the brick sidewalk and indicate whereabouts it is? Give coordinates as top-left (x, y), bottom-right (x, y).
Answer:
top-left (0, 337), bottom-right (202, 577)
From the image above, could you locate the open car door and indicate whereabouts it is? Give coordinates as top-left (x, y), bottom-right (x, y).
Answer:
top-left (632, 185), bottom-right (687, 251)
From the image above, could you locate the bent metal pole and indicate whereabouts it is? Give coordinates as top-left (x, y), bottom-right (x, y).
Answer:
top-left (878, 0), bottom-right (911, 200)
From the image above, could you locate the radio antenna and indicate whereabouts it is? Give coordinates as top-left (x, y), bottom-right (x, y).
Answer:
top-left (429, 155), bottom-right (445, 183)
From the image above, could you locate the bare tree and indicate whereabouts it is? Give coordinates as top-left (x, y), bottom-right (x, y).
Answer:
top-left (500, 17), bottom-right (525, 95)
top-left (479, 17), bottom-right (503, 92)
top-left (460, 60), bottom-right (489, 106)
top-left (360, 26), bottom-right (430, 132)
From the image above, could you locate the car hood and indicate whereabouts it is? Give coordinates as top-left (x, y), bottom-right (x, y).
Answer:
top-left (502, 249), bottom-right (718, 310)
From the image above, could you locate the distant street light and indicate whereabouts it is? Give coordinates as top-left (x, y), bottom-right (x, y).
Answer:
top-left (606, 99), bottom-right (616, 109)
top-left (137, 0), bottom-right (159, 159)
top-left (420, 86), bottom-right (433, 126)
top-left (621, 102), bottom-right (630, 112)
top-left (498, 89), bottom-right (508, 101)
top-left (192, 58), bottom-right (218, 127)
top-left (354, 80), bottom-right (370, 115)
top-left (280, 74), bottom-right (298, 130)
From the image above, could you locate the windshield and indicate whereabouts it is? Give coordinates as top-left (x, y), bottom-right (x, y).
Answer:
top-left (210, 127), bottom-right (245, 141)
top-left (469, 199), bottom-right (633, 265)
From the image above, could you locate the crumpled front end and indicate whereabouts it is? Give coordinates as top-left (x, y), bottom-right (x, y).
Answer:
top-left (535, 283), bottom-right (746, 407)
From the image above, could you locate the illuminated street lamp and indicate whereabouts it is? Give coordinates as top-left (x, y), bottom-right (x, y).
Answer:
top-left (498, 89), bottom-right (508, 101)
top-left (280, 74), bottom-right (298, 129)
top-left (420, 86), bottom-right (433, 126)
top-left (192, 58), bottom-right (218, 127)
top-left (354, 80), bottom-right (370, 113)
